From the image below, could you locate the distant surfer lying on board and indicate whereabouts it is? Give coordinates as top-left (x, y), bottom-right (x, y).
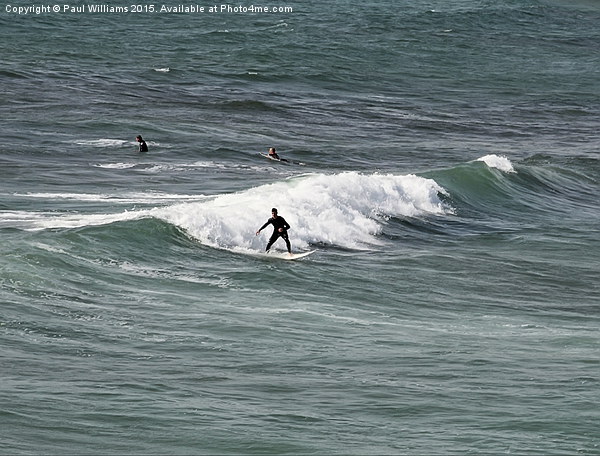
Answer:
top-left (267, 147), bottom-right (288, 162)
top-left (256, 207), bottom-right (292, 254)
top-left (268, 147), bottom-right (280, 159)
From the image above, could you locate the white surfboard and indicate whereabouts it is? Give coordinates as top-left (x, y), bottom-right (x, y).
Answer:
top-left (284, 250), bottom-right (316, 260)
top-left (258, 153), bottom-right (304, 166)
top-left (260, 153), bottom-right (283, 162)
top-left (256, 250), bottom-right (316, 261)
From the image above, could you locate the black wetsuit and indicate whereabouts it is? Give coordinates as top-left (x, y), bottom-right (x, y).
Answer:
top-left (138, 140), bottom-right (148, 152)
top-left (259, 215), bottom-right (291, 253)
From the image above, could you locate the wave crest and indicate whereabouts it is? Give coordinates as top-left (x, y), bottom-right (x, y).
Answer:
top-left (476, 154), bottom-right (515, 173)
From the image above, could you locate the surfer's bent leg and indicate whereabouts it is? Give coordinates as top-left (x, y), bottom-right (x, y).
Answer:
top-left (266, 233), bottom-right (279, 252)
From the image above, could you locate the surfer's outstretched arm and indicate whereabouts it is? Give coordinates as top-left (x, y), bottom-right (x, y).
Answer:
top-left (256, 220), bottom-right (270, 235)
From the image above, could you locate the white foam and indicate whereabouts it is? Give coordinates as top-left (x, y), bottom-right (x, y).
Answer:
top-left (141, 161), bottom-right (224, 173)
top-left (0, 208), bottom-right (148, 230)
top-left (1, 192), bottom-right (206, 230)
top-left (12, 192), bottom-right (208, 204)
top-left (94, 163), bottom-right (137, 169)
top-left (153, 172), bottom-right (451, 251)
top-left (73, 139), bottom-right (131, 148)
top-left (137, 161), bottom-right (274, 174)
top-left (476, 154), bottom-right (515, 173)
top-left (91, 158), bottom-right (283, 174)
top-left (35, 211), bottom-right (146, 230)
top-left (0, 211), bottom-right (55, 229)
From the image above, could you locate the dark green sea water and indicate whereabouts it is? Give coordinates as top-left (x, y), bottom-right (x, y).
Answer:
top-left (1, 0), bottom-right (599, 454)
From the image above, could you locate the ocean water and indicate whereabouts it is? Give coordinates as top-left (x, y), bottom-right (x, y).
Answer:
top-left (1, 0), bottom-right (599, 454)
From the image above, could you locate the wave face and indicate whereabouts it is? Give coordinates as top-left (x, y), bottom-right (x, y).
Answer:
top-left (431, 153), bottom-right (589, 205)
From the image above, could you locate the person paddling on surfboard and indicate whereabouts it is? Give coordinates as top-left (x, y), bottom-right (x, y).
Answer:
top-left (268, 147), bottom-right (281, 160)
top-left (266, 147), bottom-right (289, 162)
top-left (256, 208), bottom-right (292, 254)
top-left (136, 135), bottom-right (148, 153)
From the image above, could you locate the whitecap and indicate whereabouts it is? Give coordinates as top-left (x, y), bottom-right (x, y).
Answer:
top-left (476, 154), bottom-right (515, 173)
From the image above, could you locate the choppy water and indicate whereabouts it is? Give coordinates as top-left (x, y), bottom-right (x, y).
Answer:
top-left (1, 0), bottom-right (599, 454)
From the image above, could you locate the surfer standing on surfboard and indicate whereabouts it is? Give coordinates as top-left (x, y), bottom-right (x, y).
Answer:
top-left (256, 208), bottom-right (292, 254)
